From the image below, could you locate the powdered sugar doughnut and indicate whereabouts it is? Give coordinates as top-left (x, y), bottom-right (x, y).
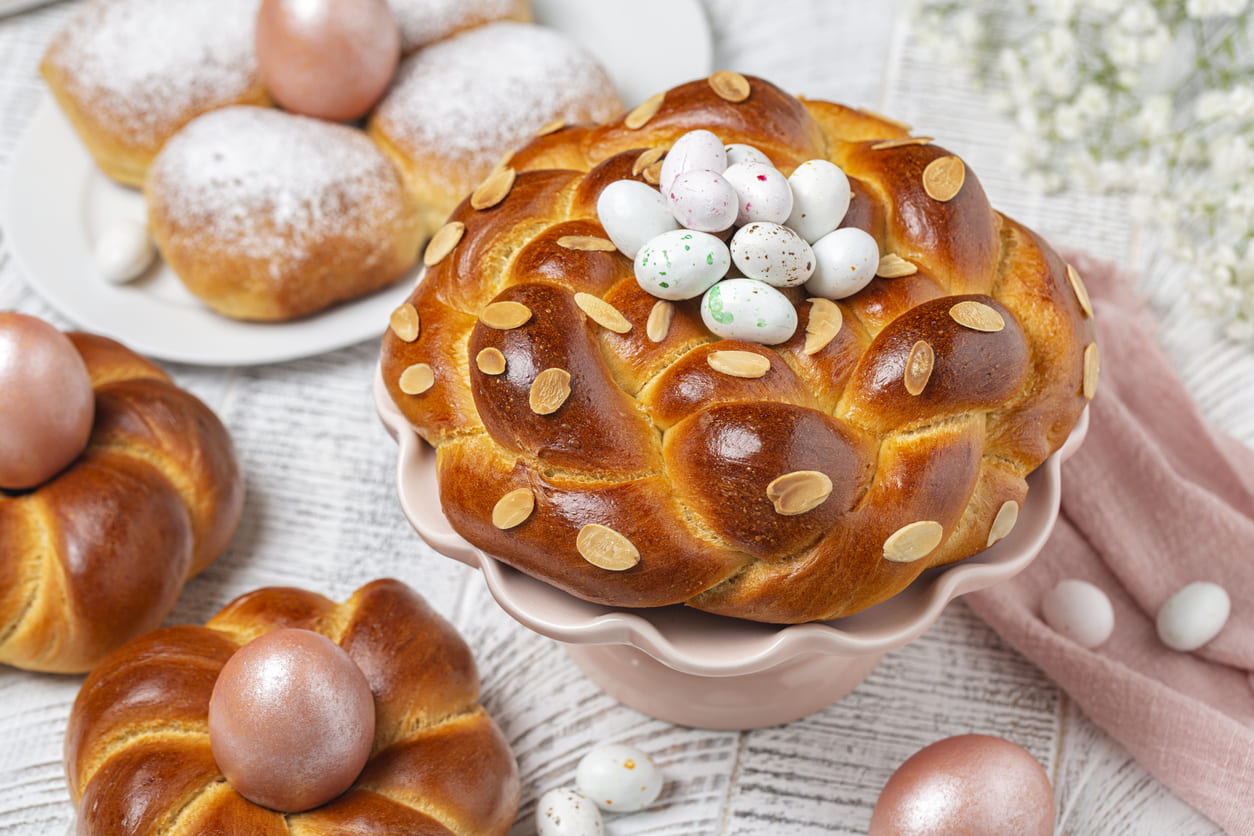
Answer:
top-left (389, 0), bottom-right (531, 54)
top-left (145, 106), bottom-right (423, 321)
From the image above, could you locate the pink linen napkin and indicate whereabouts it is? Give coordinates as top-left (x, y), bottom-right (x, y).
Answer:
top-left (964, 251), bottom-right (1254, 834)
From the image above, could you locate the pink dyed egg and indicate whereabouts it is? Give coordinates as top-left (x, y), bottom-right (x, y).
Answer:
top-left (0, 313), bottom-right (94, 491)
top-left (869, 734), bottom-right (1054, 836)
top-left (256, 0), bottom-right (400, 122)
top-left (208, 628), bottom-right (376, 812)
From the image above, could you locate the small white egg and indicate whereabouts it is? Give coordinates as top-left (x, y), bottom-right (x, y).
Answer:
top-left (805, 226), bottom-right (879, 299)
top-left (1156, 581), bottom-right (1231, 652)
top-left (634, 228), bottom-right (730, 300)
top-left (659, 129), bottom-right (727, 194)
top-left (1041, 579), bottom-right (1115, 648)
top-left (730, 222), bottom-right (815, 287)
top-left (725, 143), bottom-right (772, 167)
top-left (723, 162), bottom-right (794, 225)
top-left (596, 180), bottom-right (680, 258)
top-left (536, 787), bottom-right (605, 836)
top-left (93, 220), bottom-right (156, 284)
top-left (701, 277), bottom-right (798, 345)
top-left (575, 743), bottom-right (664, 813)
top-left (667, 169), bottom-right (739, 233)
top-left (786, 159), bottom-right (852, 243)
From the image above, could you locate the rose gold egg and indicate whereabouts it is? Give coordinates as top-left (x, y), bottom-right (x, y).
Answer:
top-left (255, 0), bottom-right (400, 122)
top-left (869, 734), bottom-right (1054, 836)
top-left (0, 313), bottom-right (94, 490)
top-left (208, 628), bottom-right (376, 812)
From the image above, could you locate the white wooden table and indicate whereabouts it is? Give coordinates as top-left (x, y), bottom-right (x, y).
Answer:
top-left (0, 2), bottom-right (1246, 833)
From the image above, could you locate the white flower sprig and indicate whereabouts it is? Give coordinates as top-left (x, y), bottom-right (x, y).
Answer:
top-left (912, 0), bottom-right (1254, 341)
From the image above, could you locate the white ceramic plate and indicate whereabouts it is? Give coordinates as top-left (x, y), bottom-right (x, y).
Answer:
top-left (3, 0), bottom-right (712, 365)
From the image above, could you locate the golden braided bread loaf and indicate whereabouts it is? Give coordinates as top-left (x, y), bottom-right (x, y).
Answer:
top-left (65, 579), bottom-right (520, 835)
top-left (380, 74), bottom-right (1098, 624)
top-left (0, 333), bottom-right (242, 672)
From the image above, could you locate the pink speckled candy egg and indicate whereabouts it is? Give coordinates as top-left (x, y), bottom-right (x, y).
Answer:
top-left (208, 628), bottom-right (376, 812)
top-left (668, 169), bottom-right (738, 233)
top-left (869, 734), bottom-right (1054, 836)
top-left (659, 129), bottom-right (727, 195)
top-left (0, 313), bottom-right (94, 491)
top-left (723, 161), bottom-right (793, 225)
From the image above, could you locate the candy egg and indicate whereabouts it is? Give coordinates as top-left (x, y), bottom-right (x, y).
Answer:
top-left (730, 221), bottom-right (815, 287)
top-left (667, 169), bottom-right (738, 233)
top-left (575, 743), bottom-right (664, 813)
top-left (596, 179), bottom-right (679, 259)
top-left (634, 229), bottom-right (730, 300)
top-left (93, 220), bottom-right (156, 284)
top-left (659, 129), bottom-right (727, 194)
top-left (725, 143), bottom-right (772, 167)
top-left (786, 159), bottom-right (852, 243)
top-left (805, 226), bottom-right (879, 299)
top-left (1156, 581), bottom-right (1231, 652)
top-left (536, 787), bottom-right (605, 836)
top-left (701, 277), bottom-right (798, 345)
top-left (208, 628), bottom-right (375, 813)
top-left (1041, 579), bottom-right (1115, 648)
top-left (723, 161), bottom-right (794, 225)
top-left (869, 735), bottom-right (1055, 836)
top-left (0, 313), bottom-right (94, 491)
top-left (256, 0), bottom-right (400, 122)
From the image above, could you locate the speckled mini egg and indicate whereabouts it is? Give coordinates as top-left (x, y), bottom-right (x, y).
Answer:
top-left (729, 221), bottom-right (814, 287)
top-left (575, 743), bottom-right (664, 813)
top-left (596, 179), bottom-right (680, 258)
top-left (805, 226), bottom-right (879, 299)
top-left (723, 161), bottom-right (794, 225)
top-left (786, 159), bottom-right (852, 243)
top-left (1156, 581), bottom-right (1231, 652)
top-left (667, 169), bottom-right (738, 233)
top-left (701, 277), bottom-right (798, 345)
top-left (93, 219), bottom-right (155, 284)
top-left (536, 787), bottom-right (605, 836)
top-left (1041, 579), bottom-right (1115, 648)
top-left (659, 129), bottom-right (727, 194)
top-left (725, 143), bottom-right (772, 167)
top-left (869, 735), bottom-right (1055, 836)
top-left (634, 228), bottom-right (730, 300)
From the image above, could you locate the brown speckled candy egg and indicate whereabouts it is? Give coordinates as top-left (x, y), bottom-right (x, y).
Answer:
top-left (208, 628), bottom-right (376, 812)
top-left (0, 312), bottom-right (94, 490)
top-left (868, 734), bottom-right (1054, 836)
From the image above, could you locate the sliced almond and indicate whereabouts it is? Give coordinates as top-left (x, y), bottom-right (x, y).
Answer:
top-left (707, 350), bottom-right (771, 378)
top-left (870, 136), bottom-right (934, 151)
top-left (633, 146), bottom-right (667, 176)
top-left (424, 221), bottom-right (465, 266)
top-left (708, 70), bottom-right (751, 102)
top-left (558, 235), bottom-right (618, 252)
top-left (475, 347), bottom-right (506, 375)
top-left (480, 301), bottom-right (532, 330)
top-left (987, 500), bottom-right (1020, 547)
top-left (877, 253), bottom-right (919, 278)
top-left (803, 298), bottom-right (842, 355)
top-left (766, 471), bottom-right (833, 516)
top-left (398, 363), bottom-right (434, 395)
top-left (529, 368), bottom-right (572, 414)
top-left (646, 300), bottom-right (674, 342)
top-left (389, 303), bottom-right (420, 342)
top-left (641, 161), bottom-right (663, 185)
top-left (1066, 264), bottom-right (1094, 318)
top-left (492, 488), bottom-right (535, 529)
top-left (576, 524), bottom-right (640, 571)
top-left (949, 300), bottom-right (1005, 332)
top-left (1083, 342), bottom-right (1100, 400)
top-left (904, 340), bottom-right (934, 396)
top-left (574, 292), bottom-right (631, 334)
top-left (922, 155), bottom-right (965, 202)
top-left (535, 118), bottom-right (565, 137)
top-left (470, 166), bottom-right (515, 210)
top-left (625, 92), bottom-right (665, 129)
top-left (883, 520), bottom-right (944, 563)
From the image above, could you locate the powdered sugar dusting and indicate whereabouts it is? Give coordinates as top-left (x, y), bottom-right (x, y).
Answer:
top-left (389, 0), bottom-right (522, 53)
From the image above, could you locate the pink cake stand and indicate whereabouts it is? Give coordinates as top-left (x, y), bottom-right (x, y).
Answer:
top-left (375, 367), bottom-right (1088, 730)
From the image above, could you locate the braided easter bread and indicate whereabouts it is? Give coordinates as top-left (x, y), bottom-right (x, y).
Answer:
top-left (65, 578), bottom-right (520, 835)
top-left (380, 74), bottom-right (1097, 624)
top-left (0, 333), bottom-right (242, 672)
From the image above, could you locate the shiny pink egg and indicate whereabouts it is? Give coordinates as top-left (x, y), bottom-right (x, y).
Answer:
top-left (869, 734), bottom-right (1055, 836)
top-left (0, 313), bottom-right (94, 491)
top-left (208, 628), bottom-right (376, 812)
top-left (255, 0), bottom-right (400, 122)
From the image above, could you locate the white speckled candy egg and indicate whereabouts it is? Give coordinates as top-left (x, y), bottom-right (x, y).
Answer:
top-left (634, 229), bottom-right (730, 300)
top-left (723, 162), bottom-right (794, 225)
top-left (536, 787), bottom-right (605, 836)
top-left (787, 159), bottom-right (852, 243)
top-left (725, 143), bottom-right (772, 167)
top-left (576, 744), bottom-right (664, 813)
top-left (93, 219), bottom-right (156, 284)
top-left (730, 222), bottom-right (814, 287)
top-left (701, 277), bottom-right (798, 345)
top-left (1156, 581), bottom-right (1231, 652)
top-left (668, 169), bottom-right (738, 233)
top-left (1042, 580), bottom-right (1115, 648)
top-left (596, 180), bottom-right (680, 259)
top-left (659, 129), bottom-right (727, 194)
top-left (806, 226), bottom-right (879, 299)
